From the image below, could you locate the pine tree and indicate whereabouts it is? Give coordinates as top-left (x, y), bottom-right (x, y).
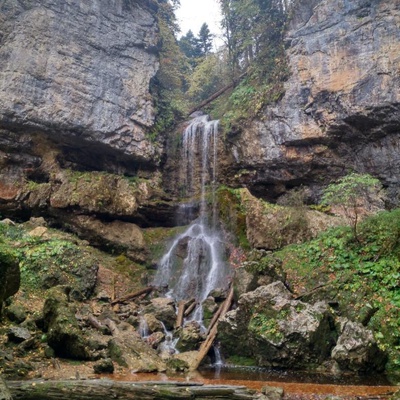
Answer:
top-left (198, 23), bottom-right (213, 55)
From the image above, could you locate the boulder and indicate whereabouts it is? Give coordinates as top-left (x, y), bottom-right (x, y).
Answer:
top-left (42, 287), bottom-right (90, 360)
top-left (142, 314), bottom-right (163, 334)
top-left (5, 304), bottom-right (27, 324)
top-left (108, 329), bottom-right (166, 372)
top-left (219, 282), bottom-right (336, 369)
top-left (144, 298), bottom-right (176, 330)
top-left (93, 359), bottom-right (114, 374)
top-left (176, 321), bottom-right (203, 352)
top-left (0, 245), bottom-right (20, 314)
top-left (331, 318), bottom-right (387, 372)
top-left (7, 328), bottom-right (31, 344)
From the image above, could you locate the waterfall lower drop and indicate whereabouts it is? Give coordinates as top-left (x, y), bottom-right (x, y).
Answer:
top-left (153, 114), bottom-right (231, 330)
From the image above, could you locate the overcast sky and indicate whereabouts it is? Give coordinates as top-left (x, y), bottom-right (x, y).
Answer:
top-left (175, 0), bottom-right (224, 48)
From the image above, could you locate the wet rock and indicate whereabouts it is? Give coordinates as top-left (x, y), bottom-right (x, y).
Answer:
top-left (145, 332), bottom-right (164, 349)
top-left (202, 297), bottom-right (218, 327)
top-left (7, 327), bottom-right (31, 344)
top-left (42, 287), bottom-right (90, 360)
top-left (331, 318), bottom-right (387, 372)
top-left (5, 304), bottom-right (27, 324)
top-left (144, 298), bottom-right (176, 330)
top-left (142, 314), bottom-right (163, 334)
top-left (176, 321), bottom-right (203, 352)
top-left (93, 359), bottom-right (114, 374)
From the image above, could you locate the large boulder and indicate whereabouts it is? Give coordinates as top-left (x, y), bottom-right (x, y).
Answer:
top-left (0, 243), bottom-right (20, 314)
top-left (144, 298), bottom-right (176, 330)
top-left (42, 287), bottom-right (90, 360)
top-left (331, 318), bottom-right (387, 372)
top-left (219, 282), bottom-right (337, 369)
top-left (108, 328), bottom-right (166, 372)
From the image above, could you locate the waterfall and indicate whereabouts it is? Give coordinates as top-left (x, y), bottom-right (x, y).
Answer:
top-left (153, 114), bottom-right (231, 326)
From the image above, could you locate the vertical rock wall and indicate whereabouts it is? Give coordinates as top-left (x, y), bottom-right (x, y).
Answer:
top-left (222, 0), bottom-right (400, 202)
top-left (0, 0), bottom-right (161, 166)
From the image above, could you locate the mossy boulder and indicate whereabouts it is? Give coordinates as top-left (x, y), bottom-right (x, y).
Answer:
top-left (0, 243), bottom-right (20, 314)
top-left (219, 282), bottom-right (336, 370)
top-left (176, 321), bottom-right (203, 352)
top-left (42, 287), bottom-right (90, 360)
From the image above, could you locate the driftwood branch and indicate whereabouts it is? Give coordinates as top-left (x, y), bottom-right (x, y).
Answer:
top-left (110, 287), bottom-right (153, 305)
top-left (193, 286), bottom-right (234, 370)
top-left (7, 379), bottom-right (258, 400)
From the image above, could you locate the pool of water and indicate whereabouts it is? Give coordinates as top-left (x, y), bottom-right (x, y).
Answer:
top-left (110, 366), bottom-right (399, 397)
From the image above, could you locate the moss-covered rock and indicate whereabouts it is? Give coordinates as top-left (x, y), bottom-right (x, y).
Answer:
top-left (42, 287), bottom-right (90, 360)
top-left (0, 242), bottom-right (20, 314)
top-left (219, 281), bottom-right (337, 370)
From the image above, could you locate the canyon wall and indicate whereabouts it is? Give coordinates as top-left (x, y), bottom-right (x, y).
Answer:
top-left (222, 0), bottom-right (400, 203)
top-left (0, 0), bottom-right (161, 173)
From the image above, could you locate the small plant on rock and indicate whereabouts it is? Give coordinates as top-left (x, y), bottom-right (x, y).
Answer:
top-left (322, 172), bottom-right (384, 241)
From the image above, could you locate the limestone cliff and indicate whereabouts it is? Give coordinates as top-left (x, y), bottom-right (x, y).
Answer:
top-left (221, 0), bottom-right (400, 203)
top-left (0, 0), bottom-right (160, 171)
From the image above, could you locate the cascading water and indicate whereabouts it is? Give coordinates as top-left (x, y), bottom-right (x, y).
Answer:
top-left (153, 114), bottom-right (231, 327)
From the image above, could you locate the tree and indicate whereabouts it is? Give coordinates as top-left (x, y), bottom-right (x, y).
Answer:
top-left (198, 23), bottom-right (213, 55)
top-left (322, 173), bottom-right (384, 240)
top-left (179, 30), bottom-right (202, 60)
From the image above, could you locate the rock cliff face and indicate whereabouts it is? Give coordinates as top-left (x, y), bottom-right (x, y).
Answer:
top-left (222, 0), bottom-right (400, 203)
top-left (0, 0), bottom-right (160, 170)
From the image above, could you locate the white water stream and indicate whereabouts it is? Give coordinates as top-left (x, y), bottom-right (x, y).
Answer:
top-left (153, 115), bottom-right (231, 327)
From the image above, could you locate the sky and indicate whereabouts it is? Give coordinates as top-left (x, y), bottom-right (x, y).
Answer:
top-left (175, 0), bottom-right (224, 48)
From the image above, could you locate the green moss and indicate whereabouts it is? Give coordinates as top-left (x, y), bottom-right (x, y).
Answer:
top-left (217, 186), bottom-right (250, 249)
top-left (249, 313), bottom-right (284, 344)
top-left (273, 209), bottom-right (400, 371)
top-left (226, 355), bottom-right (257, 367)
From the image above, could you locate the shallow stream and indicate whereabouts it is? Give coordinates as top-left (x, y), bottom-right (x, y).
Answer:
top-left (109, 367), bottom-right (399, 398)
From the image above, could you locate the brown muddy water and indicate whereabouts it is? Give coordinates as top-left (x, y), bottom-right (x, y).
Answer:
top-left (110, 367), bottom-right (399, 398)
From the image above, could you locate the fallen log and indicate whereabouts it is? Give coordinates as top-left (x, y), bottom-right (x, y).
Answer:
top-left (175, 301), bottom-right (186, 328)
top-left (184, 301), bottom-right (197, 318)
top-left (192, 286), bottom-right (234, 370)
top-left (7, 379), bottom-right (258, 400)
top-left (111, 287), bottom-right (153, 305)
top-left (188, 71), bottom-right (248, 115)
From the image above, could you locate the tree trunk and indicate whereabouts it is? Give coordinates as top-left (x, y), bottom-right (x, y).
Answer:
top-left (110, 287), bottom-right (153, 305)
top-left (7, 379), bottom-right (258, 400)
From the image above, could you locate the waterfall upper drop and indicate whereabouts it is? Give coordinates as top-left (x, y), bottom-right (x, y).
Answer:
top-left (153, 115), bottom-right (231, 311)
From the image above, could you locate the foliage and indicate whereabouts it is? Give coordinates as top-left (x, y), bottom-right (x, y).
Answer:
top-left (217, 186), bottom-right (250, 249)
top-left (249, 312), bottom-right (284, 343)
top-left (213, 0), bottom-right (291, 128)
top-left (322, 173), bottom-right (384, 240)
top-left (179, 23), bottom-right (214, 65)
top-left (186, 52), bottom-right (230, 104)
top-left (149, 3), bottom-right (189, 140)
top-left (273, 209), bottom-right (400, 370)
